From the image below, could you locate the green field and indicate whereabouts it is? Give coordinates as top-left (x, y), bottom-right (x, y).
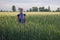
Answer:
top-left (0, 12), bottom-right (60, 40)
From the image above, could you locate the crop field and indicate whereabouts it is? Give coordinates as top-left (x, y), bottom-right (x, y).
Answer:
top-left (0, 12), bottom-right (60, 40)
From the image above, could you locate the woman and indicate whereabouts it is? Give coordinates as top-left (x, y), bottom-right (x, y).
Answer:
top-left (17, 8), bottom-right (26, 24)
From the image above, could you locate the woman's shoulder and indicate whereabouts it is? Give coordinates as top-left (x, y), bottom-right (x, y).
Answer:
top-left (24, 14), bottom-right (26, 16)
top-left (17, 14), bottom-right (19, 16)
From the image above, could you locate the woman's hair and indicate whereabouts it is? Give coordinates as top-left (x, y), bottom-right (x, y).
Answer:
top-left (18, 8), bottom-right (23, 11)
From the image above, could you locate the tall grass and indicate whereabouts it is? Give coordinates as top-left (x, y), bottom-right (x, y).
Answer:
top-left (0, 14), bottom-right (60, 40)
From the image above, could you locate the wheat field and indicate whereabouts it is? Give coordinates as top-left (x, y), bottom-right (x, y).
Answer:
top-left (0, 12), bottom-right (60, 16)
top-left (0, 12), bottom-right (60, 40)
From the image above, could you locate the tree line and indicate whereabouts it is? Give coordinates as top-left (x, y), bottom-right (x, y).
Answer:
top-left (0, 5), bottom-right (60, 12)
top-left (27, 6), bottom-right (50, 12)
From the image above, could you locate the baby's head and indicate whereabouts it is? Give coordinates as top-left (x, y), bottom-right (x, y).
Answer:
top-left (18, 8), bottom-right (23, 13)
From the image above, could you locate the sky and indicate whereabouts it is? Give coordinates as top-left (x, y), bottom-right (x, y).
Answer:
top-left (0, 0), bottom-right (60, 11)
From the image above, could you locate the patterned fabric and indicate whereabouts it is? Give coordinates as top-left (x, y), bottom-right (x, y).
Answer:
top-left (17, 13), bottom-right (25, 23)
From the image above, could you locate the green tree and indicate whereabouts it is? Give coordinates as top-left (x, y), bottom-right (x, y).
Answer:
top-left (48, 6), bottom-right (51, 12)
top-left (12, 5), bottom-right (16, 12)
top-left (56, 8), bottom-right (60, 12)
top-left (32, 7), bottom-right (38, 12)
top-left (29, 8), bottom-right (32, 12)
top-left (0, 10), bottom-right (2, 12)
top-left (39, 7), bottom-right (44, 12)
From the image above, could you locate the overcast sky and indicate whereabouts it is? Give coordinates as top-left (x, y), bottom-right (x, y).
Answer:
top-left (0, 0), bottom-right (60, 11)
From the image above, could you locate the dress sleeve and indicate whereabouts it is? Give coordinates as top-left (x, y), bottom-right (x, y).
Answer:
top-left (17, 14), bottom-right (19, 16)
top-left (24, 14), bottom-right (26, 16)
